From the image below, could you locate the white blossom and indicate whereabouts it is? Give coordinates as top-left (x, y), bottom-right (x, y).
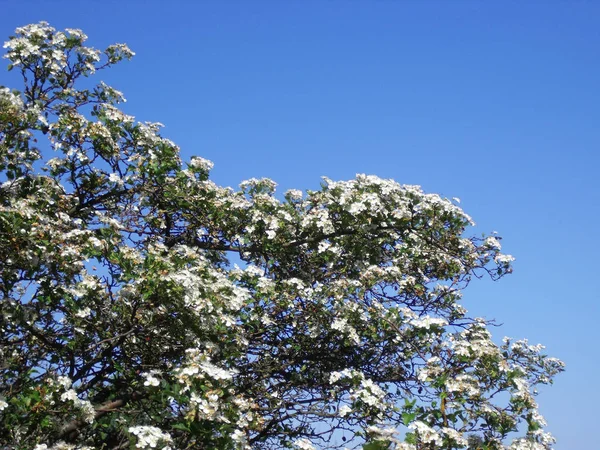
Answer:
top-left (189, 156), bottom-right (214, 171)
top-left (142, 371), bottom-right (161, 387)
top-left (408, 421), bottom-right (443, 446)
top-left (128, 426), bottom-right (172, 449)
top-left (74, 307), bottom-right (92, 319)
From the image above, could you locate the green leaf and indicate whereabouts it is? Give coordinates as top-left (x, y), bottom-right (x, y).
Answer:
top-left (172, 423), bottom-right (190, 432)
top-left (402, 412), bottom-right (416, 425)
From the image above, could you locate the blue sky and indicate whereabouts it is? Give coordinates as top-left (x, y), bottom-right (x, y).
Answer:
top-left (2, 1), bottom-right (598, 447)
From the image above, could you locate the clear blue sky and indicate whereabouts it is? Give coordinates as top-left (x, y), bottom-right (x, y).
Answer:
top-left (2, 2), bottom-right (598, 448)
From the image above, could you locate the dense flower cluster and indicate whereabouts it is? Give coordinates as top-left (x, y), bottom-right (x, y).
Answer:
top-left (0, 23), bottom-right (563, 449)
top-left (128, 426), bottom-right (172, 449)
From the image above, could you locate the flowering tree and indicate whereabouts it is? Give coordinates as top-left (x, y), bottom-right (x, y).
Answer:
top-left (0, 23), bottom-right (563, 450)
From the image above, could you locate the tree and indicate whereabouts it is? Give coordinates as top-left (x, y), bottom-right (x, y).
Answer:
top-left (0, 22), bottom-right (563, 450)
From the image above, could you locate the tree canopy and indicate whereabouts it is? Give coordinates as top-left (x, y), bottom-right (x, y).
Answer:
top-left (0, 23), bottom-right (563, 450)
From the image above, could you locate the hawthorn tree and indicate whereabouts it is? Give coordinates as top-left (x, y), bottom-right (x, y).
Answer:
top-left (0, 23), bottom-right (563, 450)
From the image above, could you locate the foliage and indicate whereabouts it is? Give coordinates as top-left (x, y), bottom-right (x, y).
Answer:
top-left (0, 23), bottom-right (564, 450)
